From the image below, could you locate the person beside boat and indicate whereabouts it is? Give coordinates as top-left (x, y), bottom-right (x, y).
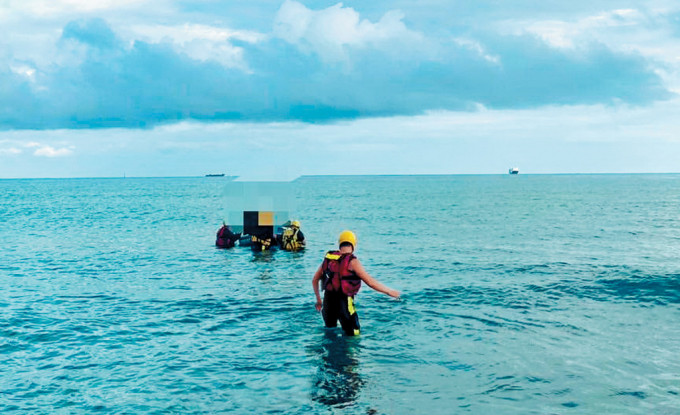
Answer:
top-left (250, 230), bottom-right (277, 251)
top-left (279, 220), bottom-right (305, 251)
top-left (215, 223), bottom-right (241, 249)
top-left (311, 230), bottom-right (400, 336)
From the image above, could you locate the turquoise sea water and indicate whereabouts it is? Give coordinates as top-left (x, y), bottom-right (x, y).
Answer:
top-left (1, 175), bottom-right (679, 414)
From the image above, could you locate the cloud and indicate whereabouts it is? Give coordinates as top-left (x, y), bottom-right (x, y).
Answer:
top-left (452, 38), bottom-right (501, 65)
top-left (0, 139), bottom-right (73, 157)
top-left (0, 147), bottom-right (22, 155)
top-left (125, 24), bottom-right (265, 69)
top-left (5, 0), bottom-right (153, 16)
top-left (0, 6), bottom-right (674, 130)
top-left (62, 18), bottom-right (120, 49)
top-left (32, 145), bottom-right (73, 157)
top-left (520, 10), bottom-right (645, 50)
top-left (499, 8), bottom-right (680, 92)
top-left (19, 141), bottom-right (73, 156)
top-left (6, 97), bottom-right (680, 178)
top-left (273, 1), bottom-right (424, 62)
top-left (504, 8), bottom-right (678, 59)
top-left (10, 64), bottom-right (37, 81)
top-left (130, 23), bottom-right (264, 45)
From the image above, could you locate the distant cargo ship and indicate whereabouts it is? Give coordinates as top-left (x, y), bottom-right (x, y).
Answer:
top-left (205, 173), bottom-right (226, 177)
top-left (508, 167), bottom-right (519, 174)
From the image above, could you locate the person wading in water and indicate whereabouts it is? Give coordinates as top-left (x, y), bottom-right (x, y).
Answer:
top-left (312, 230), bottom-right (400, 336)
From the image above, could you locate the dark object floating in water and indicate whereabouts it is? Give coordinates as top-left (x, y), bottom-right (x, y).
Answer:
top-left (205, 173), bottom-right (226, 177)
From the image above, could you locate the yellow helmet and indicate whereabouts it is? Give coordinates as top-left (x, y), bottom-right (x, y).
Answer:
top-left (291, 220), bottom-right (300, 228)
top-left (338, 230), bottom-right (357, 248)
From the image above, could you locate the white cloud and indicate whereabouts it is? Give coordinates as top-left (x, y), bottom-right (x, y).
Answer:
top-left (1, 140), bottom-right (73, 157)
top-left (0, 147), bottom-right (22, 155)
top-left (500, 7), bottom-right (680, 90)
top-left (130, 24), bottom-right (264, 44)
top-left (6, 0), bottom-right (151, 16)
top-left (32, 145), bottom-right (73, 157)
top-left (453, 38), bottom-right (500, 65)
top-left (124, 23), bottom-right (264, 69)
top-left (515, 9), bottom-right (649, 50)
top-left (580, 9), bottom-right (645, 29)
top-left (273, 1), bottom-right (425, 62)
top-left (10, 64), bottom-right (37, 81)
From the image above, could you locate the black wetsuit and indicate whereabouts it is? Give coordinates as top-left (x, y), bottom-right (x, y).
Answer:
top-left (322, 289), bottom-right (360, 336)
top-left (296, 230), bottom-right (305, 243)
top-left (251, 232), bottom-right (276, 251)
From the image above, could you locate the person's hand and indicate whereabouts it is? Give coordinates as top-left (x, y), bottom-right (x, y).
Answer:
top-left (388, 289), bottom-right (401, 299)
top-left (315, 300), bottom-right (322, 312)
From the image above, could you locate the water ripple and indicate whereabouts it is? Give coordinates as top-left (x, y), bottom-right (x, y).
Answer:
top-left (2, 175), bottom-right (680, 414)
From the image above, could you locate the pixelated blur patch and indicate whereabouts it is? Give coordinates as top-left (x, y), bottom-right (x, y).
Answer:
top-left (243, 211), bottom-right (274, 235)
top-left (258, 211), bottom-right (274, 226)
top-left (222, 181), bottom-right (295, 230)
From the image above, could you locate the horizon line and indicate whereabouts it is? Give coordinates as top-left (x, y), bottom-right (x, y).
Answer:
top-left (2, 172), bottom-right (680, 180)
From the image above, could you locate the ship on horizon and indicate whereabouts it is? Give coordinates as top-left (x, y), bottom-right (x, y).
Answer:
top-left (508, 167), bottom-right (519, 174)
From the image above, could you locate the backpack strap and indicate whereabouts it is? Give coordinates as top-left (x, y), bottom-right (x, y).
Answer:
top-left (322, 251), bottom-right (342, 291)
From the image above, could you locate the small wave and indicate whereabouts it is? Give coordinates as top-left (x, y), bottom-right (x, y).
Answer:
top-left (526, 270), bottom-right (680, 305)
top-left (613, 390), bottom-right (647, 399)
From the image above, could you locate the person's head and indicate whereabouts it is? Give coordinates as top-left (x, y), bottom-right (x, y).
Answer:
top-left (338, 230), bottom-right (357, 252)
top-left (291, 220), bottom-right (301, 229)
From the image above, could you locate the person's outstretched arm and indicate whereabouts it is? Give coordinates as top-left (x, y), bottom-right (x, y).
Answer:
top-left (312, 265), bottom-right (324, 311)
top-left (351, 258), bottom-right (400, 298)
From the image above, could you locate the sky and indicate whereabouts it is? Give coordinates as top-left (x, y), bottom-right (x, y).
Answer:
top-left (1, 0), bottom-right (680, 178)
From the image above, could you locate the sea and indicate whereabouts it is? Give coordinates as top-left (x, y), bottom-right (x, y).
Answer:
top-left (1, 174), bottom-right (679, 414)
